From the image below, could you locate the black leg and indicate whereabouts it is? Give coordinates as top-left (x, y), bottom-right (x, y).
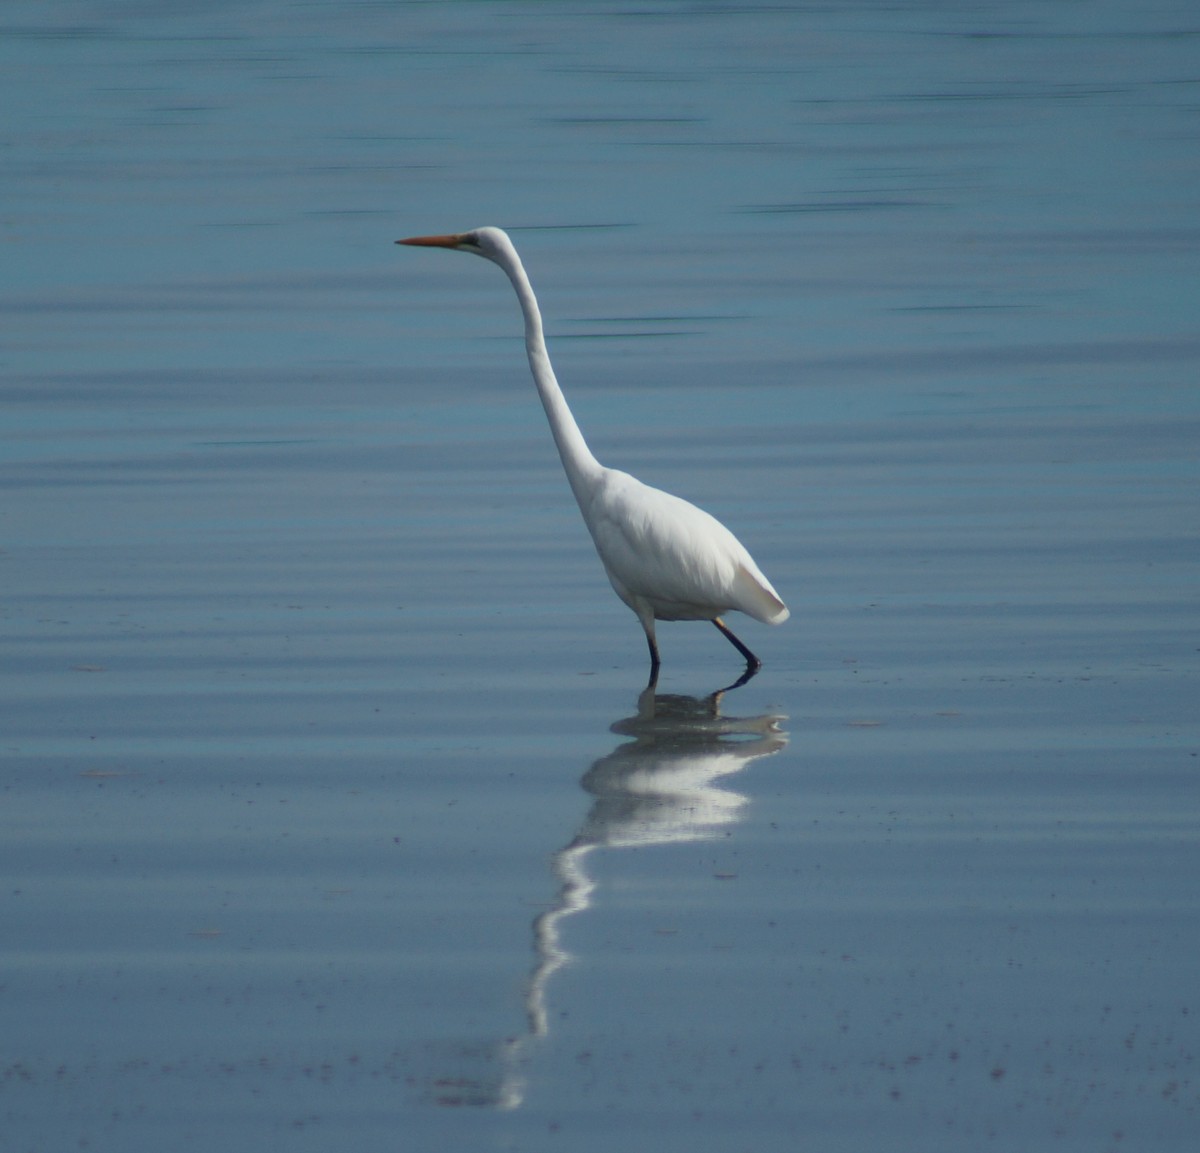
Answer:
top-left (645, 630), bottom-right (661, 689)
top-left (713, 617), bottom-right (761, 671)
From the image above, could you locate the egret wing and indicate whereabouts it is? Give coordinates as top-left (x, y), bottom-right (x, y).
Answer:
top-left (585, 470), bottom-right (786, 623)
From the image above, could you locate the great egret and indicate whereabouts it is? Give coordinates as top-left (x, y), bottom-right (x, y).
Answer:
top-left (398, 227), bottom-right (788, 682)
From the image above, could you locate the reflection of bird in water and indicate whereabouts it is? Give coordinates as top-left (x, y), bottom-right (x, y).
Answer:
top-left (580, 685), bottom-right (788, 846)
top-left (525, 685), bottom-right (787, 1040)
top-left (419, 685), bottom-right (786, 1110)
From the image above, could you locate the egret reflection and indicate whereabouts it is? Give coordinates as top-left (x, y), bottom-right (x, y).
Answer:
top-left (524, 684), bottom-right (787, 1044)
top-left (419, 684), bottom-right (786, 1110)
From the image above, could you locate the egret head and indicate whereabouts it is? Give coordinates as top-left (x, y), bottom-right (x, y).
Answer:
top-left (397, 226), bottom-right (513, 265)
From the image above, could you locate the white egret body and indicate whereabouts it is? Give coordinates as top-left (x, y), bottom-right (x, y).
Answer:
top-left (398, 227), bottom-right (788, 681)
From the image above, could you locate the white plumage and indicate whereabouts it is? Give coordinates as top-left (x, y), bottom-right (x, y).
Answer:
top-left (398, 226), bottom-right (788, 682)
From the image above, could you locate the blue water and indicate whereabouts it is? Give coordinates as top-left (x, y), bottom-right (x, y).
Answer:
top-left (2, 2), bottom-right (1198, 1150)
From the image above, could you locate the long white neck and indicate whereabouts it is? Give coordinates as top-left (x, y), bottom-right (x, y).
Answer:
top-left (492, 244), bottom-right (604, 506)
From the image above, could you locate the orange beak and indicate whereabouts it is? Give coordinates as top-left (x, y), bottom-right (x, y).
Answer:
top-left (396, 233), bottom-right (465, 248)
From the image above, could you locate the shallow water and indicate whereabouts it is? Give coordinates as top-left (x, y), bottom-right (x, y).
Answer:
top-left (2, 2), bottom-right (1198, 1149)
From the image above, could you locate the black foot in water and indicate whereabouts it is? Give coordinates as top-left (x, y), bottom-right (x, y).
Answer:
top-left (643, 619), bottom-right (761, 692)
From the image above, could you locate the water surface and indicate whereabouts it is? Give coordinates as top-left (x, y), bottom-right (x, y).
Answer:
top-left (2, 2), bottom-right (1198, 1150)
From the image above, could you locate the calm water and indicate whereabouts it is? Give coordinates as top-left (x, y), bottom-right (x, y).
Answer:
top-left (3, 2), bottom-right (1198, 1150)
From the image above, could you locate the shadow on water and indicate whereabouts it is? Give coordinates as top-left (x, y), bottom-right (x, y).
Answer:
top-left (420, 682), bottom-right (788, 1109)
